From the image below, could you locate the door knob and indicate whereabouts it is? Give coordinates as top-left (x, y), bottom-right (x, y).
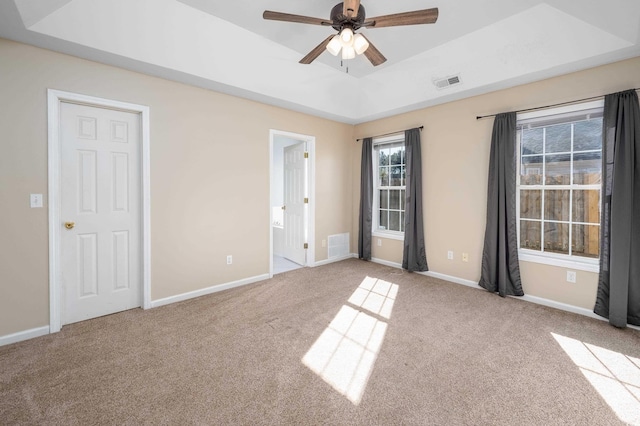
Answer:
top-left (64, 221), bottom-right (75, 229)
top-left (282, 205), bottom-right (286, 210)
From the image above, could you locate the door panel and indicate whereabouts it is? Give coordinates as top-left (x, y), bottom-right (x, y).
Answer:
top-left (283, 142), bottom-right (307, 266)
top-left (60, 102), bottom-right (141, 325)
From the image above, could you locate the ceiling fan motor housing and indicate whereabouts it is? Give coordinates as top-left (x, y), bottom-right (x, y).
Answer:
top-left (330, 2), bottom-right (366, 31)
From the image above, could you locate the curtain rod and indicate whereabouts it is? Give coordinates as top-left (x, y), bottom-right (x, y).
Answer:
top-left (356, 126), bottom-right (423, 142)
top-left (475, 88), bottom-right (640, 120)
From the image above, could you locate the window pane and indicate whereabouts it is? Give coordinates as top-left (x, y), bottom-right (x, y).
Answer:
top-left (401, 166), bottom-right (406, 186)
top-left (400, 189), bottom-right (405, 210)
top-left (572, 190), bottom-right (600, 224)
top-left (545, 154), bottom-right (571, 185)
top-left (390, 146), bottom-right (403, 165)
top-left (572, 224), bottom-right (599, 258)
top-left (389, 189), bottom-right (400, 210)
top-left (573, 152), bottom-right (601, 185)
top-left (521, 155), bottom-right (543, 185)
top-left (574, 119), bottom-right (602, 152)
top-left (520, 190), bottom-right (541, 219)
top-left (517, 109), bottom-right (603, 261)
top-left (520, 221), bottom-right (541, 250)
top-left (390, 166), bottom-right (402, 186)
top-left (380, 190), bottom-right (388, 209)
top-left (522, 128), bottom-right (543, 155)
top-left (389, 211), bottom-right (400, 232)
top-left (379, 149), bottom-right (389, 166)
top-left (545, 124), bottom-right (571, 153)
top-left (544, 190), bottom-right (570, 221)
top-left (400, 212), bottom-right (405, 232)
top-left (379, 210), bottom-right (388, 230)
top-left (379, 167), bottom-right (389, 186)
top-left (544, 222), bottom-right (569, 254)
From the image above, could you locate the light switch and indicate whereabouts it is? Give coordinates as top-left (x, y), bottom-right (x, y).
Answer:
top-left (30, 194), bottom-right (43, 208)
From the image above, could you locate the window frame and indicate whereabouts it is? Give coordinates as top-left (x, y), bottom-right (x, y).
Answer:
top-left (516, 100), bottom-right (604, 273)
top-left (372, 134), bottom-right (406, 241)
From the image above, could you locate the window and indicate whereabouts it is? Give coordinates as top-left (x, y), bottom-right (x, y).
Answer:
top-left (373, 136), bottom-right (405, 239)
top-left (517, 100), bottom-right (603, 271)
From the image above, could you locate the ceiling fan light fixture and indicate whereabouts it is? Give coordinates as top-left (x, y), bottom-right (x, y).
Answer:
top-left (326, 35), bottom-right (342, 56)
top-left (341, 46), bottom-right (356, 60)
top-left (264, 4), bottom-right (438, 66)
top-left (353, 33), bottom-right (369, 55)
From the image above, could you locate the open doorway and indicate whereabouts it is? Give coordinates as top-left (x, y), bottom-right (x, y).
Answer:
top-left (269, 130), bottom-right (315, 277)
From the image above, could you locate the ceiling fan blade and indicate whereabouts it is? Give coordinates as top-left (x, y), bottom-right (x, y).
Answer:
top-left (299, 35), bottom-right (335, 65)
top-left (365, 8), bottom-right (439, 28)
top-left (361, 35), bottom-right (387, 66)
top-left (263, 10), bottom-right (331, 26)
top-left (343, 0), bottom-right (361, 18)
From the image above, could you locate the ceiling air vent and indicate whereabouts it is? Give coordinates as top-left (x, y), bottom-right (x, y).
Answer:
top-left (433, 74), bottom-right (462, 90)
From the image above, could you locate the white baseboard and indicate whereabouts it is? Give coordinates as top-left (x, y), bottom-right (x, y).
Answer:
top-left (369, 256), bottom-right (400, 269)
top-left (0, 325), bottom-right (50, 347)
top-left (312, 253), bottom-right (357, 267)
top-left (368, 257), bottom-right (640, 330)
top-left (420, 270), bottom-right (479, 288)
top-left (150, 273), bottom-right (270, 308)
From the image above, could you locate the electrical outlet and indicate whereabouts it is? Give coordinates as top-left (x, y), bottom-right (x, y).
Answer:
top-left (226, 255), bottom-right (232, 265)
top-left (447, 250), bottom-right (453, 260)
top-left (566, 270), bottom-right (576, 283)
top-left (322, 239), bottom-right (326, 248)
top-left (377, 239), bottom-right (382, 247)
top-left (462, 253), bottom-right (469, 262)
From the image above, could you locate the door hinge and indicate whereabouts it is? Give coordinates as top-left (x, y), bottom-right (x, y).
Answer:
top-left (304, 198), bottom-right (309, 204)
top-left (304, 152), bottom-right (309, 158)
top-left (304, 243), bottom-right (308, 249)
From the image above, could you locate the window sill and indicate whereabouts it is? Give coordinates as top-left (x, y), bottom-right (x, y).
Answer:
top-left (372, 231), bottom-right (404, 242)
top-left (519, 251), bottom-right (599, 273)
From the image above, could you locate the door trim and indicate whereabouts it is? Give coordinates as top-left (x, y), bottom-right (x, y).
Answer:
top-left (269, 129), bottom-right (315, 278)
top-left (47, 89), bottom-right (151, 333)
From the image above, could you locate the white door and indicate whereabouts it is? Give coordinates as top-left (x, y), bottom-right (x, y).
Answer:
top-left (60, 102), bottom-right (141, 325)
top-left (283, 142), bottom-right (307, 265)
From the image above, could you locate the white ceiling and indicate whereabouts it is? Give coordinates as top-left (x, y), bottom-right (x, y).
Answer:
top-left (1, 0), bottom-right (639, 124)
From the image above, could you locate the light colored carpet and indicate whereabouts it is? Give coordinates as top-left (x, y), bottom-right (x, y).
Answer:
top-left (2, 259), bottom-right (639, 425)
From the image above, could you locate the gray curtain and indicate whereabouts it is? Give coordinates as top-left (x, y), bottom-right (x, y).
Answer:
top-left (402, 128), bottom-right (428, 272)
top-left (479, 112), bottom-right (524, 297)
top-left (594, 90), bottom-right (640, 327)
top-left (358, 137), bottom-right (373, 260)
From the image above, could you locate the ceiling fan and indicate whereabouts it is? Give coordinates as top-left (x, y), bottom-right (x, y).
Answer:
top-left (263, 1), bottom-right (438, 66)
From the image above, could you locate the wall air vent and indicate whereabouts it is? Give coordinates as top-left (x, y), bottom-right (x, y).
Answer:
top-left (328, 233), bottom-right (349, 259)
top-left (433, 74), bottom-right (462, 90)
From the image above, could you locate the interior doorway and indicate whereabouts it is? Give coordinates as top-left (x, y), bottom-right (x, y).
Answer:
top-left (47, 89), bottom-right (151, 333)
top-left (269, 130), bottom-right (315, 277)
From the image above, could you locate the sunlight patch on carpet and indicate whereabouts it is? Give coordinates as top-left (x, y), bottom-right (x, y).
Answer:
top-left (552, 332), bottom-right (640, 425)
top-left (302, 276), bottom-right (398, 405)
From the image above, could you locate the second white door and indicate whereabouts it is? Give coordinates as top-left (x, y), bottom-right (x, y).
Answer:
top-left (283, 142), bottom-right (307, 266)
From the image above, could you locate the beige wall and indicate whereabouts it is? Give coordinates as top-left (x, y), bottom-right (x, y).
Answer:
top-left (3, 35), bottom-right (639, 339)
top-left (353, 56), bottom-right (640, 310)
top-left (0, 39), bottom-right (353, 336)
